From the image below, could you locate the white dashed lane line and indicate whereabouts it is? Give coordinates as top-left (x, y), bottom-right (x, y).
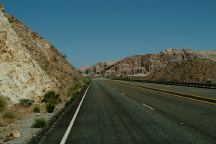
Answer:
top-left (142, 103), bottom-right (155, 111)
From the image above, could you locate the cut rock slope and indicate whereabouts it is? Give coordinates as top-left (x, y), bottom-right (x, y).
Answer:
top-left (0, 5), bottom-right (80, 103)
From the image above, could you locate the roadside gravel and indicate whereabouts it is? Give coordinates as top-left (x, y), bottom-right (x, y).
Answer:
top-left (0, 103), bottom-right (65, 144)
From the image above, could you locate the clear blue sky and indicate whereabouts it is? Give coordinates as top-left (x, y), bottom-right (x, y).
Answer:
top-left (1, 0), bottom-right (216, 67)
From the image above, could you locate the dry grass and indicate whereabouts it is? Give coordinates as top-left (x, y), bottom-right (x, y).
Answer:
top-left (148, 60), bottom-right (216, 83)
top-left (0, 104), bottom-right (32, 126)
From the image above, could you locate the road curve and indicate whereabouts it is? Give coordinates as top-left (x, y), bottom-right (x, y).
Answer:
top-left (33, 79), bottom-right (216, 144)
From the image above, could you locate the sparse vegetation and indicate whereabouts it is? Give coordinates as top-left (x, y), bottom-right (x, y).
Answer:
top-left (32, 118), bottom-right (47, 128)
top-left (3, 111), bottom-right (16, 119)
top-left (33, 105), bottom-right (41, 113)
top-left (70, 96), bottom-right (76, 102)
top-left (108, 76), bottom-right (145, 81)
top-left (65, 101), bottom-right (70, 106)
top-left (204, 80), bottom-right (212, 84)
top-left (65, 77), bottom-right (91, 107)
top-left (192, 57), bottom-right (208, 62)
top-left (62, 54), bottom-right (67, 59)
top-left (0, 96), bottom-right (7, 112)
top-left (43, 91), bottom-right (60, 104)
top-left (147, 61), bottom-right (216, 84)
top-left (71, 77), bottom-right (91, 95)
top-left (82, 77), bottom-right (91, 86)
top-left (72, 82), bottom-right (82, 94)
top-left (60, 52), bottom-right (67, 59)
top-left (46, 103), bottom-right (55, 113)
top-left (19, 99), bottom-right (33, 107)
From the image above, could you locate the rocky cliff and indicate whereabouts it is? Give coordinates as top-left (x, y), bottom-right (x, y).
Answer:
top-left (84, 61), bottom-right (116, 76)
top-left (0, 5), bottom-right (81, 103)
top-left (84, 48), bottom-right (216, 80)
top-left (104, 48), bottom-right (216, 77)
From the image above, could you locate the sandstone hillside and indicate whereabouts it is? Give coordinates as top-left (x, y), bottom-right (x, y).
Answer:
top-left (0, 5), bottom-right (81, 103)
top-left (85, 48), bottom-right (216, 76)
top-left (84, 48), bottom-right (216, 83)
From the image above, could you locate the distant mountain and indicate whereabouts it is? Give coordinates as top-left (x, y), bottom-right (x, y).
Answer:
top-left (0, 5), bottom-right (81, 103)
top-left (83, 48), bottom-right (216, 83)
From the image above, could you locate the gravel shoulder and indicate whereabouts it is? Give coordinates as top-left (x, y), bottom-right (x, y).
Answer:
top-left (0, 103), bottom-right (65, 144)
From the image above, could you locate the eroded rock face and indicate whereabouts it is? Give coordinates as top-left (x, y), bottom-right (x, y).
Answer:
top-left (84, 48), bottom-right (216, 78)
top-left (0, 6), bottom-right (80, 103)
top-left (105, 48), bottom-right (216, 77)
top-left (85, 61), bottom-right (116, 76)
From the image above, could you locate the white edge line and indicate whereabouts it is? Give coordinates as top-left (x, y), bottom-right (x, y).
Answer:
top-left (60, 82), bottom-right (92, 144)
top-left (142, 103), bottom-right (155, 110)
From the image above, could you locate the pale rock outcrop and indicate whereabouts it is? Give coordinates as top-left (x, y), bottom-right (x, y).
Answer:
top-left (85, 61), bottom-right (116, 76)
top-left (0, 5), bottom-right (80, 103)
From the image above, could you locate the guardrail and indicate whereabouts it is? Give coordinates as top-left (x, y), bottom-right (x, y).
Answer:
top-left (110, 78), bottom-right (216, 89)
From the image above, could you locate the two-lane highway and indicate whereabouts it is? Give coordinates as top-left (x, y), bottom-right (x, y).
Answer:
top-left (34, 79), bottom-right (216, 144)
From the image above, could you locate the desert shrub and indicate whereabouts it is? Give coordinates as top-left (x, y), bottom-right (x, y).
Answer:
top-left (73, 83), bottom-right (82, 92)
top-left (0, 96), bottom-right (7, 112)
top-left (65, 101), bottom-right (70, 107)
top-left (65, 95), bottom-right (77, 107)
top-left (60, 52), bottom-right (67, 59)
top-left (204, 80), bottom-right (213, 84)
top-left (19, 99), bottom-right (33, 107)
top-left (70, 96), bottom-right (76, 102)
top-left (62, 54), bottom-right (67, 59)
top-left (46, 103), bottom-right (55, 113)
top-left (71, 78), bottom-right (91, 96)
top-left (82, 77), bottom-right (91, 85)
top-left (43, 91), bottom-right (59, 104)
top-left (3, 111), bottom-right (16, 119)
top-left (33, 105), bottom-right (41, 113)
top-left (32, 118), bottom-right (47, 128)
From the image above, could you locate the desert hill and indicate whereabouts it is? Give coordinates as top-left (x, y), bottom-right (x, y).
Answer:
top-left (148, 60), bottom-right (216, 84)
top-left (84, 48), bottom-right (216, 83)
top-left (0, 5), bottom-right (81, 103)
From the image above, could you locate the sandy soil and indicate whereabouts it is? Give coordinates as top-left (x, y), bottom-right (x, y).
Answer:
top-left (0, 103), bottom-right (65, 144)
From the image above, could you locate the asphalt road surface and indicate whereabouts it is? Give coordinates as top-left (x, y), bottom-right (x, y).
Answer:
top-left (34, 79), bottom-right (216, 144)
